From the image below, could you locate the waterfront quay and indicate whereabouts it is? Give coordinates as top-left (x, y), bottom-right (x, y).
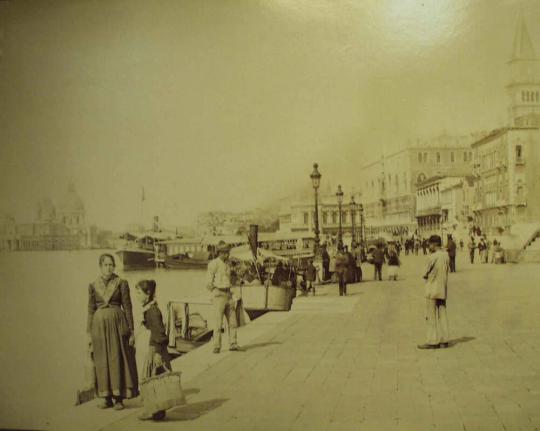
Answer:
top-left (56, 253), bottom-right (539, 431)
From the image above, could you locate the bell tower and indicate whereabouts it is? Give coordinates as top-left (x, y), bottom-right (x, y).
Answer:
top-left (507, 10), bottom-right (540, 127)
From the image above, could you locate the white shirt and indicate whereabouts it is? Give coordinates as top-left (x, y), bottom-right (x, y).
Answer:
top-left (206, 257), bottom-right (231, 290)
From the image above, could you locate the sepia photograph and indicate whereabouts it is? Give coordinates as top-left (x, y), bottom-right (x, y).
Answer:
top-left (1, 0), bottom-right (540, 430)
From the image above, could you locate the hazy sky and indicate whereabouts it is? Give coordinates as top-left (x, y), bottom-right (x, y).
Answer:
top-left (1, 0), bottom-right (539, 229)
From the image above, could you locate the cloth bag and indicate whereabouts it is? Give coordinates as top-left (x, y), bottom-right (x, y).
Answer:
top-left (140, 364), bottom-right (186, 413)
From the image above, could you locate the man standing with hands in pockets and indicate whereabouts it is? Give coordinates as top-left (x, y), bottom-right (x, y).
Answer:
top-left (418, 235), bottom-right (450, 350)
top-left (207, 241), bottom-right (243, 354)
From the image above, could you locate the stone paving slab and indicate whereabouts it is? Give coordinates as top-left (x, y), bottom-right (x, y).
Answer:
top-left (61, 253), bottom-right (540, 430)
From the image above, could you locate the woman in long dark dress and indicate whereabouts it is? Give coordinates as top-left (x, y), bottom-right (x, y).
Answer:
top-left (87, 254), bottom-right (138, 409)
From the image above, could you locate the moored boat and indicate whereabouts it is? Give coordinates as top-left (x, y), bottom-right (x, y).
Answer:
top-left (160, 235), bottom-right (248, 270)
top-left (115, 232), bottom-right (172, 270)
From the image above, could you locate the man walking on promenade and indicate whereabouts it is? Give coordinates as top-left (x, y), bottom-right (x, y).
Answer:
top-left (206, 242), bottom-right (242, 353)
top-left (372, 244), bottom-right (385, 281)
top-left (418, 235), bottom-right (450, 350)
top-left (353, 243), bottom-right (363, 282)
top-left (447, 235), bottom-right (457, 273)
top-left (335, 246), bottom-right (348, 296)
top-left (321, 244), bottom-right (330, 281)
top-left (468, 238), bottom-right (476, 264)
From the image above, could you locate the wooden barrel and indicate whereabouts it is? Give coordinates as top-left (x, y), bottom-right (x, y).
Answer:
top-left (267, 285), bottom-right (295, 311)
top-left (240, 282), bottom-right (268, 310)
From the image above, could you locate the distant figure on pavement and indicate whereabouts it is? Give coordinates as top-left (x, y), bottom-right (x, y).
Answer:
top-left (468, 238), bottom-right (476, 264)
top-left (477, 238), bottom-right (487, 264)
top-left (459, 239), bottom-right (464, 251)
top-left (335, 246), bottom-right (348, 296)
top-left (418, 235), bottom-right (450, 350)
top-left (344, 245), bottom-right (356, 283)
top-left (372, 244), bottom-right (386, 281)
top-left (492, 241), bottom-right (505, 264)
top-left (321, 245), bottom-right (330, 281)
top-left (305, 259), bottom-right (317, 296)
top-left (421, 238), bottom-right (428, 255)
top-left (446, 235), bottom-right (457, 273)
top-left (353, 244), bottom-right (363, 282)
top-left (387, 247), bottom-right (400, 281)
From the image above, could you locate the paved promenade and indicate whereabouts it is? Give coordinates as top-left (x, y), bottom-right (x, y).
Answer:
top-left (67, 253), bottom-right (540, 431)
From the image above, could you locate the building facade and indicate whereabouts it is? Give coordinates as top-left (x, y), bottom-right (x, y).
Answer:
top-left (471, 127), bottom-right (540, 234)
top-left (358, 136), bottom-right (473, 237)
top-left (278, 191), bottom-right (365, 246)
top-left (416, 176), bottom-right (474, 242)
top-left (471, 15), bottom-right (540, 236)
top-left (0, 184), bottom-right (101, 251)
top-left (507, 12), bottom-right (540, 128)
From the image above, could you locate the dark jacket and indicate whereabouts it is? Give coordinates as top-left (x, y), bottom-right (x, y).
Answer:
top-left (305, 263), bottom-right (317, 282)
top-left (372, 248), bottom-right (385, 264)
top-left (447, 239), bottom-right (457, 257)
top-left (143, 304), bottom-right (168, 347)
top-left (334, 252), bottom-right (348, 274)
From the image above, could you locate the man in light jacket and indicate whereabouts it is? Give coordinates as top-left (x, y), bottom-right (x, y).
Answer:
top-left (418, 235), bottom-right (450, 350)
top-left (207, 241), bottom-right (243, 353)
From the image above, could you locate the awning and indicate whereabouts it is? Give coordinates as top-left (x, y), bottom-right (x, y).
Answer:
top-left (229, 245), bottom-right (289, 262)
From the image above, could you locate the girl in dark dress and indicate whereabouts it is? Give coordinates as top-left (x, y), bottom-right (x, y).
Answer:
top-left (87, 254), bottom-right (138, 410)
top-left (135, 279), bottom-right (171, 421)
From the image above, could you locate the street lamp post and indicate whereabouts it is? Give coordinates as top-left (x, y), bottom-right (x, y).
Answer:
top-left (350, 195), bottom-right (357, 247)
top-left (336, 185), bottom-right (344, 248)
top-left (359, 203), bottom-right (364, 251)
top-left (310, 163), bottom-right (322, 255)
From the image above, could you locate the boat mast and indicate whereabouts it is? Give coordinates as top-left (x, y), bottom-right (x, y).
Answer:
top-left (141, 186), bottom-right (145, 232)
top-left (248, 224), bottom-right (262, 281)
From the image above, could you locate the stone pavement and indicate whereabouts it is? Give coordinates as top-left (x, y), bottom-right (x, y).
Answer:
top-left (96, 253), bottom-right (540, 430)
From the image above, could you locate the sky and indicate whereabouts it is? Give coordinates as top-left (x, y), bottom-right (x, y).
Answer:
top-left (0, 0), bottom-right (539, 230)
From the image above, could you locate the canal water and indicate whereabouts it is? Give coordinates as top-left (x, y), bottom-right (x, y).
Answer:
top-left (0, 250), bottom-right (208, 430)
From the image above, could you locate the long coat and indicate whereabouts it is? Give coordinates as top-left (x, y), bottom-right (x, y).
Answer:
top-left (423, 250), bottom-right (449, 300)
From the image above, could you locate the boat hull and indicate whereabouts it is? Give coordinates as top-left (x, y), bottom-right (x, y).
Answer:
top-left (116, 249), bottom-right (155, 270)
top-left (164, 256), bottom-right (209, 270)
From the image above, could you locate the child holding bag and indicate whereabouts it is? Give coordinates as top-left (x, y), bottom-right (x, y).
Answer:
top-left (135, 279), bottom-right (171, 421)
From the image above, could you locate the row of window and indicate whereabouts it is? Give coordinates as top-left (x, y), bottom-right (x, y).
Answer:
top-left (477, 145), bottom-right (522, 170)
top-left (418, 151), bottom-right (473, 164)
top-left (521, 90), bottom-right (539, 103)
top-left (303, 211), bottom-right (360, 225)
top-left (366, 172), bottom-right (408, 194)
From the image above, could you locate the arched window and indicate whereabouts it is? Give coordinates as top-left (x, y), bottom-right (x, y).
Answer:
top-left (423, 153), bottom-right (428, 163)
top-left (418, 152), bottom-right (422, 163)
top-left (436, 152), bottom-right (441, 163)
top-left (522, 91), bottom-right (525, 102)
top-left (451, 152), bottom-right (455, 163)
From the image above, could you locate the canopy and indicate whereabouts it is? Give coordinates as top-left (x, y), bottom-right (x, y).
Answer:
top-left (377, 232), bottom-right (396, 243)
top-left (229, 245), bottom-right (289, 262)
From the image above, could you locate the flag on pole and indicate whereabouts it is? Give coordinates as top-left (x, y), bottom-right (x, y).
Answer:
top-left (141, 187), bottom-right (146, 202)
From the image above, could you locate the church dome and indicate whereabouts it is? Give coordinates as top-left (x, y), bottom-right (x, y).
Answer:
top-left (59, 183), bottom-right (85, 213)
top-left (37, 198), bottom-right (57, 221)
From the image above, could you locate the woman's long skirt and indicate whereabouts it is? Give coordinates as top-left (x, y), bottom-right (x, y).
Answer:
top-left (91, 307), bottom-right (138, 399)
